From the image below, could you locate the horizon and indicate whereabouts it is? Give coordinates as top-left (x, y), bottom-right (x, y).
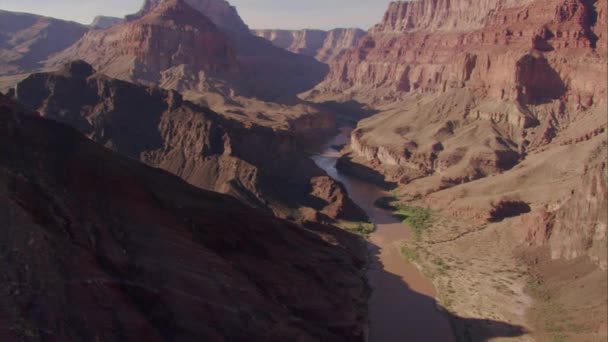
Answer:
top-left (0, 0), bottom-right (394, 30)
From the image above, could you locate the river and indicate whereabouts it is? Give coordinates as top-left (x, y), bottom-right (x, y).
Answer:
top-left (311, 128), bottom-right (455, 342)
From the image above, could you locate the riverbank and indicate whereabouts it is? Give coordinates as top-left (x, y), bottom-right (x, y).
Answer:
top-left (377, 194), bottom-right (534, 342)
top-left (312, 128), bottom-right (455, 342)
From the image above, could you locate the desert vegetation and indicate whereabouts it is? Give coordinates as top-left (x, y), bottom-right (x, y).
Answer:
top-left (338, 221), bottom-right (376, 239)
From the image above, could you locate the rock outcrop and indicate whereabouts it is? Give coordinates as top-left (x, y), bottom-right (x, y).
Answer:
top-left (0, 93), bottom-right (368, 341)
top-left (0, 10), bottom-right (88, 75)
top-left (253, 28), bottom-right (366, 63)
top-left (12, 61), bottom-right (366, 222)
top-left (90, 15), bottom-right (124, 29)
top-left (315, 0), bottom-right (606, 105)
top-left (524, 142), bottom-right (607, 270)
top-left (309, 0), bottom-right (607, 272)
top-left (46, 0), bottom-right (327, 102)
top-left (48, 0), bottom-right (239, 94)
top-left (129, 0), bottom-right (250, 35)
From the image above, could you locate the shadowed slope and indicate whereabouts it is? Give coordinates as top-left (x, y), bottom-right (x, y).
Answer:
top-left (0, 93), bottom-right (368, 341)
top-left (13, 61), bottom-right (367, 222)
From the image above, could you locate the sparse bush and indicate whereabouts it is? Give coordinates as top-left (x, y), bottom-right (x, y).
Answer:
top-left (343, 222), bottom-right (376, 239)
top-left (394, 206), bottom-right (432, 238)
top-left (400, 245), bottom-right (420, 262)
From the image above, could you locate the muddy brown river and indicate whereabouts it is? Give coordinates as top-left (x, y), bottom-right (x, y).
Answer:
top-left (312, 128), bottom-right (455, 342)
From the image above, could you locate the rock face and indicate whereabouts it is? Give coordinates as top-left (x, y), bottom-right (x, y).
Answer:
top-left (47, 0), bottom-right (327, 102)
top-left (310, 0), bottom-right (607, 268)
top-left (308, 2), bottom-right (607, 339)
top-left (0, 10), bottom-right (88, 75)
top-left (0, 93), bottom-right (368, 341)
top-left (90, 15), bottom-right (124, 29)
top-left (13, 61), bottom-right (366, 222)
top-left (48, 0), bottom-right (239, 94)
top-left (129, 0), bottom-right (250, 34)
top-left (315, 0), bottom-right (605, 104)
top-left (253, 28), bottom-right (366, 63)
top-left (524, 144), bottom-right (608, 270)
top-left (310, 0), bottom-right (606, 191)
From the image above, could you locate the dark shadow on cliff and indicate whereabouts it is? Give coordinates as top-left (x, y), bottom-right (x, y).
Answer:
top-left (234, 34), bottom-right (330, 104)
top-left (366, 240), bottom-right (529, 342)
top-left (313, 100), bottom-right (379, 125)
top-left (516, 54), bottom-right (567, 105)
top-left (336, 154), bottom-right (398, 191)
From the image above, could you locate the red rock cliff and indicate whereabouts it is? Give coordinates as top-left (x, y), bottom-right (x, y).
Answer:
top-left (315, 0), bottom-right (606, 108)
top-left (49, 0), bottom-right (238, 91)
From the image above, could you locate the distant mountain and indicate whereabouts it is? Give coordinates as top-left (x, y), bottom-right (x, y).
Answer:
top-left (0, 92), bottom-right (368, 341)
top-left (129, 0), bottom-right (250, 35)
top-left (44, 0), bottom-right (327, 102)
top-left (253, 28), bottom-right (366, 63)
top-left (0, 10), bottom-right (88, 75)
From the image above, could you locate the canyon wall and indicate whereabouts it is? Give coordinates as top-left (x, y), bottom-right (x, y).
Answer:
top-left (313, 0), bottom-right (605, 107)
top-left (13, 61), bottom-right (366, 223)
top-left (0, 93), bottom-right (368, 341)
top-left (253, 28), bottom-right (366, 63)
top-left (313, 2), bottom-right (607, 339)
top-left (312, 0), bottom-right (607, 269)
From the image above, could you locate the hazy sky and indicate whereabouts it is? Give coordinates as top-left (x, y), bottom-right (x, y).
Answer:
top-left (0, 0), bottom-right (393, 30)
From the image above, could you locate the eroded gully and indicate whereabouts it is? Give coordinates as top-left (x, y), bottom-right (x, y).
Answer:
top-left (311, 127), bottom-right (455, 342)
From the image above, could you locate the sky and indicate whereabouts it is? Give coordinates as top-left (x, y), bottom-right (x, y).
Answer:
top-left (0, 0), bottom-right (394, 30)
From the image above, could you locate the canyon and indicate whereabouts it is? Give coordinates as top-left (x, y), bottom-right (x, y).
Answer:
top-left (305, 0), bottom-right (607, 341)
top-left (0, 0), bottom-right (606, 341)
top-left (12, 60), bottom-right (366, 223)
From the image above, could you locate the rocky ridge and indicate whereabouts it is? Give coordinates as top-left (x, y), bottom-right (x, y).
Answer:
top-left (47, 0), bottom-right (327, 102)
top-left (13, 61), bottom-right (366, 222)
top-left (0, 10), bottom-right (88, 75)
top-left (0, 93), bottom-right (368, 341)
top-left (48, 0), bottom-right (239, 95)
top-left (129, 0), bottom-right (250, 34)
top-left (90, 15), bottom-right (124, 29)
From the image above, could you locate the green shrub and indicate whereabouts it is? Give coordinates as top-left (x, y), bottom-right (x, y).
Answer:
top-left (394, 206), bottom-right (432, 238)
top-left (345, 222), bottom-right (376, 239)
